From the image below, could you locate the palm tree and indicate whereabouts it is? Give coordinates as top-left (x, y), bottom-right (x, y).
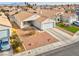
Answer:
top-left (25, 2), bottom-right (27, 5)
top-left (27, 3), bottom-right (33, 8)
top-left (17, 5), bottom-right (19, 8)
top-left (25, 2), bottom-right (28, 6)
top-left (34, 3), bottom-right (37, 6)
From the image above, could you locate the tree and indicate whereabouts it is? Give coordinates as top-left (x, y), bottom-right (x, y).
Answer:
top-left (25, 2), bottom-right (27, 5)
top-left (70, 8), bottom-right (75, 13)
top-left (34, 3), bottom-right (37, 6)
top-left (1, 9), bottom-right (5, 12)
top-left (17, 5), bottom-right (19, 8)
top-left (27, 3), bottom-right (33, 8)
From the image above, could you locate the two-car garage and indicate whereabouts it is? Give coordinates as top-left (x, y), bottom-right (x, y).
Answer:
top-left (33, 16), bottom-right (56, 30)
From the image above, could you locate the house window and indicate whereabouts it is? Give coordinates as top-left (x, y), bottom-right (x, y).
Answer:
top-left (58, 19), bottom-right (60, 21)
top-left (0, 29), bottom-right (10, 50)
top-left (0, 29), bottom-right (9, 39)
top-left (2, 38), bottom-right (9, 45)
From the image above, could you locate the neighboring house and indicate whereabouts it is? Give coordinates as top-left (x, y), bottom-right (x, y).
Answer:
top-left (63, 13), bottom-right (78, 24)
top-left (2, 6), bottom-right (12, 12)
top-left (2, 6), bottom-right (18, 12)
top-left (75, 7), bottom-right (79, 21)
top-left (0, 17), bottom-right (12, 51)
top-left (8, 10), bottom-right (19, 22)
top-left (68, 14), bottom-right (78, 24)
top-left (50, 12), bottom-right (64, 23)
top-left (33, 16), bottom-right (56, 29)
top-left (8, 7), bottom-right (23, 22)
top-left (55, 13), bottom-right (63, 23)
top-left (0, 12), bottom-right (8, 19)
top-left (13, 11), bottom-right (40, 28)
top-left (55, 12), bottom-right (78, 24)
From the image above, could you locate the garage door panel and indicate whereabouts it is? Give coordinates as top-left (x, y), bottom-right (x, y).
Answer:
top-left (42, 23), bottom-right (53, 29)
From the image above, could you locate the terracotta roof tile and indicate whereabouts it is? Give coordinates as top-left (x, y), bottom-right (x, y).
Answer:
top-left (14, 11), bottom-right (33, 21)
top-left (36, 16), bottom-right (48, 23)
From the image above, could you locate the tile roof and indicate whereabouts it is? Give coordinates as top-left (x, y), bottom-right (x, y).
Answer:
top-left (14, 6), bottom-right (75, 22)
top-left (36, 16), bottom-right (48, 23)
top-left (9, 10), bottom-right (17, 16)
top-left (14, 11), bottom-right (33, 21)
top-left (0, 17), bottom-right (12, 27)
top-left (36, 7), bottom-right (65, 18)
top-left (63, 11), bottom-right (75, 18)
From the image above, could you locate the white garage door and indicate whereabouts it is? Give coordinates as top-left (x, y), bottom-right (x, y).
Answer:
top-left (42, 22), bottom-right (54, 29)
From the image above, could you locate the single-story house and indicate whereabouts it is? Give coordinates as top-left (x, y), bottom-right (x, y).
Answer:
top-left (55, 12), bottom-right (78, 24)
top-left (75, 7), bottom-right (79, 21)
top-left (13, 11), bottom-right (56, 29)
top-left (33, 16), bottom-right (56, 29)
top-left (13, 11), bottom-right (40, 28)
top-left (8, 10), bottom-right (19, 22)
top-left (68, 14), bottom-right (78, 24)
top-left (0, 12), bottom-right (8, 19)
top-left (63, 13), bottom-right (78, 24)
top-left (0, 17), bottom-right (12, 51)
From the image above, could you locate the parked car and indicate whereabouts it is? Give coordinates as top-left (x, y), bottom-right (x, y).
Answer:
top-left (73, 21), bottom-right (79, 26)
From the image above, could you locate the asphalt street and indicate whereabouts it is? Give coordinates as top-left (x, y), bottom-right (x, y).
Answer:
top-left (37, 41), bottom-right (79, 56)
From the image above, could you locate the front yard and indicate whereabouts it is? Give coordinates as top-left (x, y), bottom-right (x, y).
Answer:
top-left (57, 23), bottom-right (79, 33)
top-left (10, 28), bottom-right (25, 54)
